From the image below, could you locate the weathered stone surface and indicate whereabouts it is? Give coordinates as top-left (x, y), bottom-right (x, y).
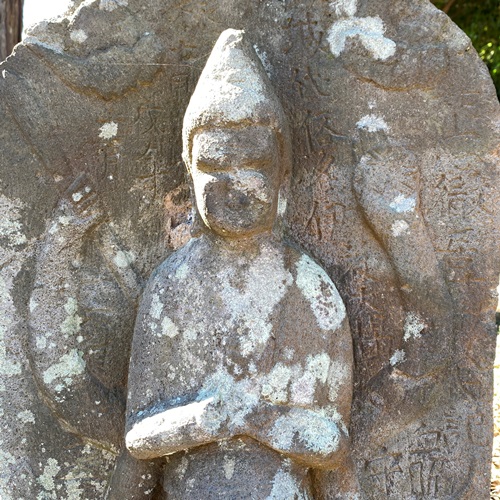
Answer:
top-left (0, 0), bottom-right (499, 498)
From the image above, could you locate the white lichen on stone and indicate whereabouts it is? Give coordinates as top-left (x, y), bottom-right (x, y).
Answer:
top-left (149, 294), bottom-right (163, 320)
top-left (0, 444), bottom-right (17, 493)
top-left (114, 250), bottom-right (135, 268)
top-left (253, 44), bottom-right (273, 77)
top-left (0, 194), bottom-right (28, 247)
top-left (327, 16), bottom-right (396, 60)
top-left (36, 336), bottom-right (47, 350)
top-left (38, 458), bottom-right (61, 491)
top-left (223, 456), bottom-right (236, 480)
top-left (327, 359), bottom-right (349, 402)
top-left (177, 456), bottom-right (189, 479)
top-left (175, 263), bottom-right (189, 281)
top-left (59, 215), bottom-right (72, 226)
top-left (291, 353), bottom-right (332, 405)
top-left (60, 298), bottom-right (82, 336)
top-left (290, 372), bottom-right (315, 405)
top-left (0, 195), bottom-right (33, 492)
top-left (161, 316), bottom-right (179, 338)
top-left (277, 191), bottom-right (287, 217)
top-left (391, 220), bottom-right (410, 237)
top-left (99, 0), bottom-right (128, 11)
top-left (295, 255), bottom-right (346, 331)
top-left (330, 0), bottom-right (358, 17)
top-left (390, 194), bottom-right (416, 213)
top-left (43, 349), bottom-right (86, 387)
top-left (403, 313), bottom-right (426, 341)
top-left (270, 408), bottom-right (340, 455)
top-left (70, 29), bottom-right (87, 43)
top-left (99, 121), bottom-right (118, 140)
top-left (356, 114), bottom-right (389, 132)
top-left (306, 353), bottom-right (331, 383)
top-left (390, 349), bottom-right (406, 366)
top-left (198, 369), bottom-right (259, 432)
top-left (220, 245), bottom-right (293, 355)
top-left (267, 463), bottom-right (306, 499)
top-left (261, 363), bottom-right (292, 404)
top-left (17, 410), bottom-right (35, 424)
top-left (65, 478), bottom-right (85, 499)
top-left (344, 493), bottom-right (361, 500)
top-left (0, 276), bottom-right (22, 377)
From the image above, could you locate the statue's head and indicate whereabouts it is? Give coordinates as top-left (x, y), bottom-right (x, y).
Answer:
top-left (182, 30), bottom-right (291, 239)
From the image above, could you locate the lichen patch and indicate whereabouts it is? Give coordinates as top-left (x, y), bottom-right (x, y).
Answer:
top-left (356, 114), bottom-right (389, 132)
top-left (391, 220), bottom-right (410, 237)
top-left (390, 194), bottom-right (416, 213)
top-left (295, 255), bottom-right (346, 331)
top-left (98, 122), bottom-right (118, 140)
top-left (327, 16), bottom-right (396, 60)
top-left (38, 458), bottom-right (61, 492)
top-left (60, 298), bottom-right (82, 337)
top-left (223, 456), bottom-right (236, 480)
top-left (330, 0), bottom-right (358, 17)
top-left (149, 294), bottom-right (163, 320)
top-left (327, 359), bottom-right (349, 402)
top-left (99, 0), bottom-right (128, 11)
top-left (403, 313), bottom-right (426, 341)
top-left (17, 410), bottom-right (35, 424)
top-left (0, 194), bottom-right (28, 247)
top-left (197, 369), bottom-right (259, 432)
top-left (267, 464), bottom-right (306, 499)
top-left (43, 349), bottom-right (86, 387)
top-left (270, 408), bottom-right (340, 455)
top-left (161, 316), bottom-right (179, 338)
top-left (261, 363), bottom-right (293, 404)
top-left (390, 349), bottom-right (406, 366)
top-left (70, 29), bottom-right (87, 43)
top-left (0, 276), bottom-right (22, 378)
top-left (114, 250), bottom-right (135, 268)
top-left (220, 245), bottom-right (293, 355)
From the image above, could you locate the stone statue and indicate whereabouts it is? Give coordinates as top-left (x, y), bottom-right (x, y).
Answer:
top-left (2, 0), bottom-right (498, 496)
top-left (125, 30), bottom-right (356, 498)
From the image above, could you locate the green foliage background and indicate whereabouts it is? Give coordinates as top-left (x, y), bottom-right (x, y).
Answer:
top-left (431, 0), bottom-right (500, 97)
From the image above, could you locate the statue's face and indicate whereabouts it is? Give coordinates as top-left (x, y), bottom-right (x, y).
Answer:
top-left (190, 126), bottom-right (281, 238)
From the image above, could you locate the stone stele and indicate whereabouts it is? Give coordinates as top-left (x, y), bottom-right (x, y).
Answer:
top-left (0, 0), bottom-right (499, 498)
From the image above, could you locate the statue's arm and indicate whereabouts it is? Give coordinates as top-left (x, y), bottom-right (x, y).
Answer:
top-left (246, 402), bottom-right (350, 469)
top-left (249, 319), bottom-right (354, 470)
top-left (28, 179), bottom-right (124, 449)
top-left (125, 397), bottom-right (225, 459)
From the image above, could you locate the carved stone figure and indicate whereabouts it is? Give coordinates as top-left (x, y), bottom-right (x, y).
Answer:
top-left (125, 30), bottom-right (356, 498)
top-left (2, 0), bottom-right (499, 497)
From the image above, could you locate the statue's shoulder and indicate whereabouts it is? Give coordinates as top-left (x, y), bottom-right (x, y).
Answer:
top-left (282, 241), bottom-right (348, 334)
top-left (282, 241), bottom-right (335, 287)
top-left (147, 236), bottom-right (206, 286)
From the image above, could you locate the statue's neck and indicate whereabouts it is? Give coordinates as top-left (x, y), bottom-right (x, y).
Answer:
top-left (202, 230), bottom-right (280, 256)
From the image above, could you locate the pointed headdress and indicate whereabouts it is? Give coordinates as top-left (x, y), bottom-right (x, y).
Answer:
top-left (182, 29), bottom-right (290, 170)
